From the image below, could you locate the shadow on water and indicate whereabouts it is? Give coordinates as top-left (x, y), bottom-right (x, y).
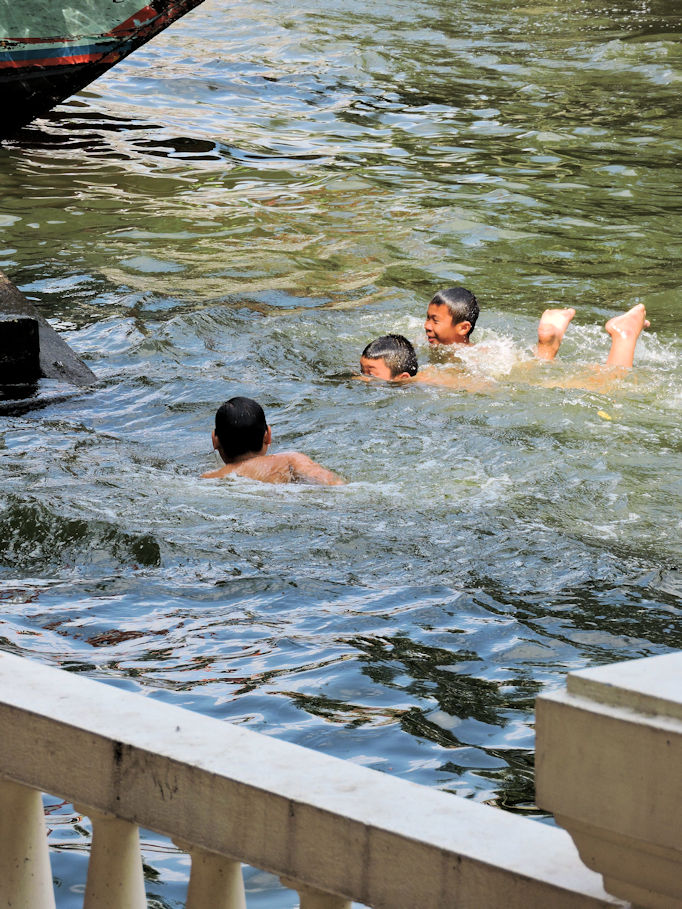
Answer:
top-left (0, 498), bottom-right (161, 571)
top-left (352, 635), bottom-right (512, 730)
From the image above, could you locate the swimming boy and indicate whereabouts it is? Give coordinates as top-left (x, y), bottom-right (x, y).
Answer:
top-left (424, 285), bottom-right (648, 370)
top-left (202, 397), bottom-right (345, 485)
top-left (423, 284), bottom-right (572, 358)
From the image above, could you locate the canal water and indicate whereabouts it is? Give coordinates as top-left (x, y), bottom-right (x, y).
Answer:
top-left (1, 0), bottom-right (681, 905)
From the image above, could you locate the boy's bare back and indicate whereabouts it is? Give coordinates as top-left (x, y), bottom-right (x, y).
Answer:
top-left (203, 451), bottom-right (344, 486)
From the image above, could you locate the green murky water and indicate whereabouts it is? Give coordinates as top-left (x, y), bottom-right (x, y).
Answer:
top-left (0, 1), bottom-right (681, 905)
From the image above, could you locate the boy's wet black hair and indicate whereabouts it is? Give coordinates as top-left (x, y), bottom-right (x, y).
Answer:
top-left (430, 286), bottom-right (479, 338)
top-left (215, 396), bottom-right (267, 461)
top-left (361, 334), bottom-right (418, 377)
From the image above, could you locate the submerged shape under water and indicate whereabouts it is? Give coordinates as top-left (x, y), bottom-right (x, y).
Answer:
top-left (0, 0), bottom-right (681, 906)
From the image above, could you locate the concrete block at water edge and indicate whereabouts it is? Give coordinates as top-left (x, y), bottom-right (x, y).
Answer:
top-left (536, 651), bottom-right (682, 908)
top-left (0, 316), bottom-right (41, 382)
top-left (0, 268), bottom-right (96, 387)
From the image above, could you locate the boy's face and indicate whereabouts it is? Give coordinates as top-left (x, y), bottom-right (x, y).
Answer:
top-left (360, 356), bottom-right (396, 381)
top-left (424, 303), bottom-right (469, 345)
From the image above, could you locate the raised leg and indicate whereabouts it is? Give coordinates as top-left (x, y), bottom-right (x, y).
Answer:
top-left (535, 308), bottom-right (576, 361)
top-left (605, 304), bottom-right (649, 368)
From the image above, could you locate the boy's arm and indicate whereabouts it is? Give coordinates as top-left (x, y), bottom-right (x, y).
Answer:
top-left (289, 453), bottom-right (346, 486)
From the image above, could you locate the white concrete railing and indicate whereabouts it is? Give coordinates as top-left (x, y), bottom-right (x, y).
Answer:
top-left (0, 651), bottom-right (625, 909)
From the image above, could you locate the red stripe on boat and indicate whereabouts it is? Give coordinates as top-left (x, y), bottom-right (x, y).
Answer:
top-left (108, 5), bottom-right (158, 37)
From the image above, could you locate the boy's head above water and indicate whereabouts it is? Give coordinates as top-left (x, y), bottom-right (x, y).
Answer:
top-left (213, 396), bottom-right (271, 463)
top-left (360, 334), bottom-right (418, 380)
top-left (425, 286), bottom-right (479, 346)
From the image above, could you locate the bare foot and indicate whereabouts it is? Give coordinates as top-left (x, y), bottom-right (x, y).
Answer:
top-left (605, 303), bottom-right (650, 342)
top-left (605, 304), bottom-right (649, 368)
top-left (535, 307), bottom-right (576, 360)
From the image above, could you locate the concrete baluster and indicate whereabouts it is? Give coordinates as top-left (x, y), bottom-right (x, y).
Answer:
top-left (282, 879), bottom-right (351, 909)
top-left (298, 888), bottom-right (351, 909)
top-left (0, 778), bottom-right (56, 909)
top-left (184, 845), bottom-right (246, 909)
top-left (80, 809), bottom-right (147, 909)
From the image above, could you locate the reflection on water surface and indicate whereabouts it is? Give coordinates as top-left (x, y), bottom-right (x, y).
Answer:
top-left (0, 0), bottom-right (681, 905)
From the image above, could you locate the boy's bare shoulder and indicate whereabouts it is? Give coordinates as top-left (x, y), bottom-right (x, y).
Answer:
top-left (279, 451), bottom-right (345, 485)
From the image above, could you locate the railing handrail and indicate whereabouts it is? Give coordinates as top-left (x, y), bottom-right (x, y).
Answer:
top-left (0, 652), bottom-right (622, 907)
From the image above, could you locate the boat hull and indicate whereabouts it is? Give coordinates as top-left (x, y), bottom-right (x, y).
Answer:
top-left (0, 0), bottom-right (207, 135)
